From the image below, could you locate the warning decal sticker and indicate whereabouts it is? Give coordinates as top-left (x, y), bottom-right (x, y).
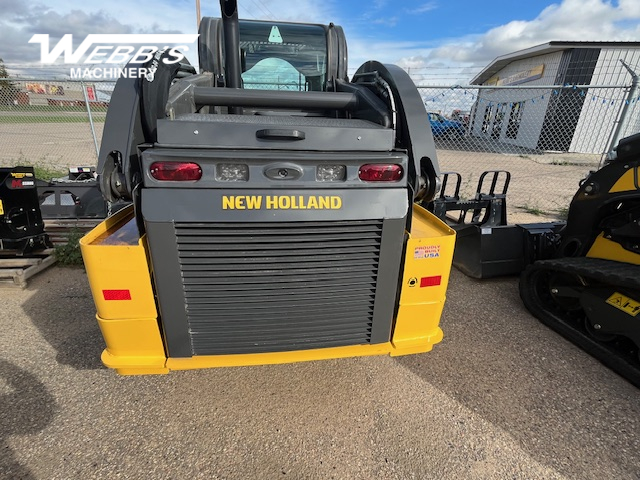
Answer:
top-left (414, 245), bottom-right (440, 259)
top-left (606, 292), bottom-right (640, 317)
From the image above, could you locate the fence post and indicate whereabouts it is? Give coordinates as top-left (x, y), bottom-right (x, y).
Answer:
top-left (607, 60), bottom-right (639, 154)
top-left (81, 80), bottom-right (100, 161)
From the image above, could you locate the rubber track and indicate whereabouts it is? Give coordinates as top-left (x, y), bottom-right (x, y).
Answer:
top-left (520, 257), bottom-right (640, 388)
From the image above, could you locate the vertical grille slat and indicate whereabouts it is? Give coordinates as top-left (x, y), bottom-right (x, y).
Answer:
top-left (174, 220), bottom-right (383, 355)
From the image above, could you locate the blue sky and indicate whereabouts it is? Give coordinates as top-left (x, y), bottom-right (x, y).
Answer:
top-left (339, 1), bottom-right (556, 39)
top-left (2, 0), bottom-right (640, 82)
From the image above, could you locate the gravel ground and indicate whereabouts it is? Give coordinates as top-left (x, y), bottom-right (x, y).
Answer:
top-left (0, 122), bottom-right (102, 168)
top-left (1, 266), bottom-right (638, 479)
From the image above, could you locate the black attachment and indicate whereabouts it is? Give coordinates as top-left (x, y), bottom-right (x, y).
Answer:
top-left (428, 170), bottom-right (510, 227)
top-left (427, 170), bottom-right (563, 278)
top-left (0, 166), bottom-right (51, 253)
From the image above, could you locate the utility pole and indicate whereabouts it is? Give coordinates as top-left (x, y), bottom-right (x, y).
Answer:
top-left (607, 59), bottom-right (639, 153)
top-left (196, 0), bottom-right (201, 29)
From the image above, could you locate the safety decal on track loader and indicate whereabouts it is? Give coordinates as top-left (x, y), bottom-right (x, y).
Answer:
top-left (0, 199), bottom-right (3, 215)
top-left (606, 292), bottom-right (640, 317)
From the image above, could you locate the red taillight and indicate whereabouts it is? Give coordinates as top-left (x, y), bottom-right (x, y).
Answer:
top-left (358, 164), bottom-right (403, 182)
top-left (150, 161), bottom-right (202, 181)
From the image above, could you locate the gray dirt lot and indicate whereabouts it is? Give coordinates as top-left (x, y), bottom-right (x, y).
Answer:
top-left (1, 266), bottom-right (638, 479)
top-left (0, 122), bottom-right (103, 169)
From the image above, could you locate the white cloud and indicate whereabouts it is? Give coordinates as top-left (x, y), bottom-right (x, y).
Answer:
top-left (372, 0), bottom-right (389, 10)
top-left (428, 0), bottom-right (640, 64)
top-left (371, 16), bottom-right (399, 27)
top-left (344, 0), bottom-right (640, 83)
top-left (3, 0), bottom-right (640, 84)
top-left (406, 2), bottom-right (438, 15)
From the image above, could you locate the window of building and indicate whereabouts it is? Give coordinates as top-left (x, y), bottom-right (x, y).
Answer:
top-left (482, 105), bottom-right (494, 134)
top-left (506, 101), bottom-right (525, 139)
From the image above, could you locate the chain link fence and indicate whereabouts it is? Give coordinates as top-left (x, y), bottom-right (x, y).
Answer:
top-left (0, 77), bottom-right (637, 220)
top-left (417, 84), bottom-right (639, 220)
top-left (0, 79), bottom-right (114, 178)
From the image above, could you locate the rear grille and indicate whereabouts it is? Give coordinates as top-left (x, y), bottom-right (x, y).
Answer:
top-left (175, 220), bottom-right (383, 355)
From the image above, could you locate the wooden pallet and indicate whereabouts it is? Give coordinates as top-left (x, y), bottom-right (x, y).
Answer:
top-left (44, 219), bottom-right (101, 246)
top-left (0, 249), bottom-right (57, 288)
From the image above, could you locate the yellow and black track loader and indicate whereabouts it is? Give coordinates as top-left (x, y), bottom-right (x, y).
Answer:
top-left (80, 1), bottom-right (455, 374)
top-left (429, 133), bottom-right (640, 387)
top-left (519, 133), bottom-right (640, 387)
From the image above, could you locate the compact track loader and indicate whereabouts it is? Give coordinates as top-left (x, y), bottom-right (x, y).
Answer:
top-left (80, 1), bottom-right (455, 374)
top-left (519, 133), bottom-right (640, 387)
top-left (429, 133), bottom-right (640, 387)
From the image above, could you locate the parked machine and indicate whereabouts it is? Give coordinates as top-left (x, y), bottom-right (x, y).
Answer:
top-left (36, 167), bottom-right (111, 220)
top-left (520, 133), bottom-right (640, 387)
top-left (80, 0), bottom-right (455, 374)
top-left (430, 133), bottom-right (640, 387)
top-left (0, 166), bottom-right (51, 253)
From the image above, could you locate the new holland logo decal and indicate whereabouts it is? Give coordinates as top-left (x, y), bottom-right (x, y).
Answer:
top-left (222, 195), bottom-right (342, 210)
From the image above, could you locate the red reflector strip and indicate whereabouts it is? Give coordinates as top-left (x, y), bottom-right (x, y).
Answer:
top-left (420, 276), bottom-right (442, 287)
top-left (103, 289), bottom-right (132, 301)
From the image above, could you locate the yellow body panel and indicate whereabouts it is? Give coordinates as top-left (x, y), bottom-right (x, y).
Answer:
top-left (586, 165), bottom-right (640, 264)
top-left (97, 315), bottom-right (168, 375)
top-left (392, 205), bottom-right (454, 353)
top-left (81, 205), bottom-right (167, 374)
top-left (82, 203), bottom-right (455, 374)
top-left (609, 168), bottom-right (639, 193)
top-left (80, 205), bottom-right (157, 320)
top-left (587, 233), bottom-right (640, 265)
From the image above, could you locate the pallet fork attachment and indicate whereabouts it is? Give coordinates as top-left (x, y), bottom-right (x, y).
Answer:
top-left (427, 170), bottom-right (562, 278)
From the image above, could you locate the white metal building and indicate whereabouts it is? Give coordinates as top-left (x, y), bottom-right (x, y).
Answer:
top-left (469, 42), bottom-right (640, 154)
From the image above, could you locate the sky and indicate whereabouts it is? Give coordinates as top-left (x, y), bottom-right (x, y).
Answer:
top-left (1, 0), bottom-right (640, 83)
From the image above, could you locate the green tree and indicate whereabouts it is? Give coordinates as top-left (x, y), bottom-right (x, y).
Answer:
top-left (0, 59), bottom-right (19, 106)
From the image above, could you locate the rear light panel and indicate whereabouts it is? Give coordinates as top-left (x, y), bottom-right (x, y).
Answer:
top-left (358, 164), bottom-right (404, 182)
top-left (146, 160), bottom-right (406, 185)
top-left (150, 162), bottom-right (202, 181)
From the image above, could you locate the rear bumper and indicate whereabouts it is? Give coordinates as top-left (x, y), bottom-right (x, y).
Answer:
top-left (97, 324), bottom-right (443, 375)
top-left (81, 203), bottom-right (454, 375)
